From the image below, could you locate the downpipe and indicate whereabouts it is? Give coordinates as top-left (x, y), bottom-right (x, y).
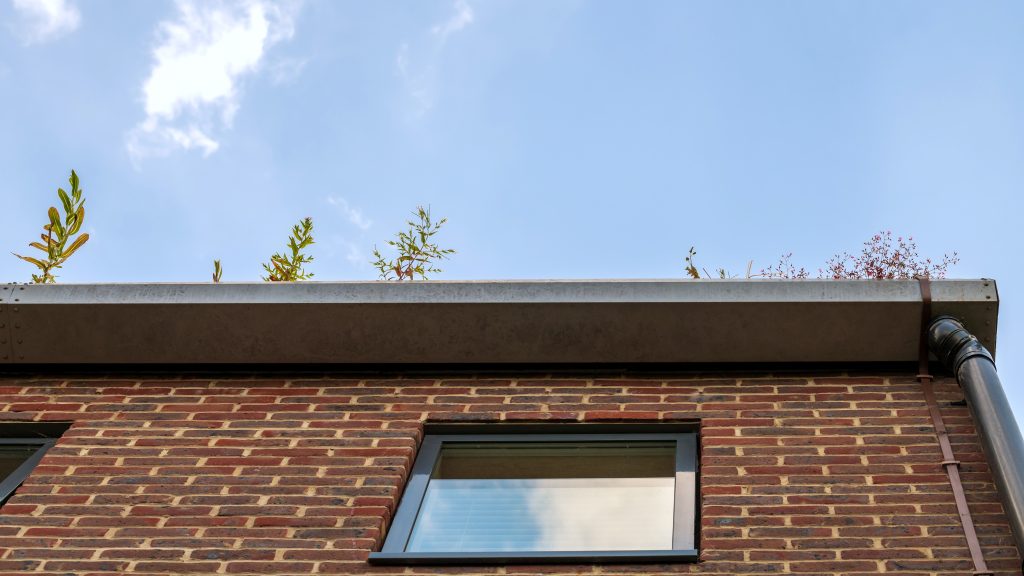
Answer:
top-left (928, 315), bottom-right (1024, 566)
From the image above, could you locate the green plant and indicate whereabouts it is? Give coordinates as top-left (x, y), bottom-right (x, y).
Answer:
top-left (372, 206), bottom-right (455, 281)
top-left (262, 217), bottom-right (315, 281)
top-left (13, 170), bottom-right (90, 284)
top-left (212, 259), bottom-right (223, 283)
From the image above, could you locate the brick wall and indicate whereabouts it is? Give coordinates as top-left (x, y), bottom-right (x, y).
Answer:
top-left (0, 373), bottom-right (1020, 575)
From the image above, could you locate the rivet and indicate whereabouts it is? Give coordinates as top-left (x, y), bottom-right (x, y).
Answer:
top-left (16, 339), bottom-right (22, 344)
top-left (13, 323), bottom-right (18, 329)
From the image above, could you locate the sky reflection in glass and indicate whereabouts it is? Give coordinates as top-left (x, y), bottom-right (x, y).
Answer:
top-left (406, 442), bottom-right (675, 552)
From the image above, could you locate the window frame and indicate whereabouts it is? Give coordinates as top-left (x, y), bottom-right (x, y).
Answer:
top-left (0, 438), bottom-right (58, 505)
top-left (369, 425), bottom-right (698, 565)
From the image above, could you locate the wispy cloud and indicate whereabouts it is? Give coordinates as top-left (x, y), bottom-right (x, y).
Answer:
top-left (395, 0), bottom-right (475, 116)
top-left (125, 0), bottom-right (302, 162)
top-left (323, 235), bottom-right (368, 271)
top-left (267, 56), bottom-right (306, 85)
top-left (431, 0), bottom-right (473, 42)
top-left (327, 195), bottom-right (372, 230)
top-left (10, 0), bottom-right (80, 45)
top-left (341, 239), bottom-right (363, 265)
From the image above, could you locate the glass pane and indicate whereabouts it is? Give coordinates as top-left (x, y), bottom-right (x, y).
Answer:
top-left (407, 441), bottom-right (676, 552)
top-left (0, 446), bottom-right (40, 479)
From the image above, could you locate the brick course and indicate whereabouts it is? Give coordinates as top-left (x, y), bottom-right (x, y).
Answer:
top-left (0, 373), bottom-right (1020, 575)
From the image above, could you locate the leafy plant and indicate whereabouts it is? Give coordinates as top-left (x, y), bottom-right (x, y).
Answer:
top-left (13, 170), bottom-right (90, 284)
top-left (212, 259), bottom-right (223, 283)
top-left (261, 217), bottom-right (315, 281)
top-left (372, 206), bottom-right (455, 281)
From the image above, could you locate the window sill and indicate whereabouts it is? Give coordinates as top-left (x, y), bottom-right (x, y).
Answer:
top-left (367, 550), bottom-right (700, 565)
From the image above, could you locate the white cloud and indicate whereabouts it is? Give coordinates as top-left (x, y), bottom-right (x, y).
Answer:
top-left (126, 0), bottom-right (302, 162)
top-left (327, 196), bottom-right (372, 230)
top-left (431, 0), bottom-right (473, 42)
top-left (396, 0), bottom-right (475, 116)
top-left (11, 0), bottom-right (80, 45)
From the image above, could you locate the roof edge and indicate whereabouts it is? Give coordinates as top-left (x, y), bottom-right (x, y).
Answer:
top-left (0, 279), bottom-right (998, 366)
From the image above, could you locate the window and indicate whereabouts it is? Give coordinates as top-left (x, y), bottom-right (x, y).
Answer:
top-left (369, 424), bottom-right (698, 565)
top-left (0, 423), bottom-right (68, 506)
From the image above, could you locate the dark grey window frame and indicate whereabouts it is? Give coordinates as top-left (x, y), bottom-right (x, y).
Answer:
top-left (0, 438), bottom-right (58, 505)
top-left (369, 425), bottom-right (699, 565)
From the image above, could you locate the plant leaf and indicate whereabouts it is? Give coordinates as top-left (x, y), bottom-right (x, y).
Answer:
top-left (57, 188), bottom-right (72, 214)
top-left (47, 207), bottom-right (66, 237)
top-left (61, 234), bottom-right (89, 259)
top-left (13, 254), bottom-right (47, 269)
top-left (68, 206), bottom-right (85, 235)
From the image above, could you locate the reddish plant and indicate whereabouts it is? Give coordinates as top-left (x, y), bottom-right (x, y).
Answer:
top-left (758, 253), bottom-right (809, 280)
top-left (821, 231), bottom-right (958, 280)
top-left (712, 231), bottom-right (958, 280)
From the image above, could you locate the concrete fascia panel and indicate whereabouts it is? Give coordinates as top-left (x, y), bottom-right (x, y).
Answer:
top-left (0, 279), bottom-right (998, 366)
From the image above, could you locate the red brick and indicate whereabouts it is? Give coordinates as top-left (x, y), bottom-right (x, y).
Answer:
top-left (135, 561), bottom-right (222, 573)
top-left (226, 561), bottom-right (314, 573)
top-left (0, 371), bottom-right (1014, 575)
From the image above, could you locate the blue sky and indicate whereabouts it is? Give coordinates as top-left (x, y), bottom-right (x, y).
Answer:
top-left (1, 1), bottom-right (1022, 418)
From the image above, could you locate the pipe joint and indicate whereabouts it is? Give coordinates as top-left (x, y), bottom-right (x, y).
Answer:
top-left (927, 315), bottom-right (994, 375)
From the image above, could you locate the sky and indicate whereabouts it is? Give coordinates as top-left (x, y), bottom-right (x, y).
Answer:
top-left (0, 1), bottom-right (1022, 419)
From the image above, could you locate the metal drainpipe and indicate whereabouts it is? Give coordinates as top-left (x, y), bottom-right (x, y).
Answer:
top-left (928, 315), bottom-right (1024, 566)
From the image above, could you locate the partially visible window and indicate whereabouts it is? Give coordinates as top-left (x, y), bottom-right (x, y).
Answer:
top-left (0, 423), bottom-right (68, 506)
top-left (370, 425), bottom-right (698, 565)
